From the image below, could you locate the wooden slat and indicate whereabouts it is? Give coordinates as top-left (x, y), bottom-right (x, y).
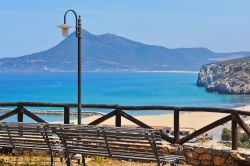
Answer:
top-left (109, 148), bottom-right (155, 154)
top-left (0, 108), bottom-right (18, 121)
top-left (235, 114), bottom-right (250, 136)
top-left (120, 110), bottom-right (152, 129)
top-left (88, 110), bottom-right (116, 125)
top-left (108, 142), bottom-right (162, 147)
top-left (111, 152), bottom-right (155, 159)
top-left (1, 101), bottom-right (250, 116)
top-left (160, 132), bottom-right (174, 143)
top-left (115, 109), bottom-right (121, 127)
top-left (17, 106), bottom-right (23, 123)
top-left (112, 155), bottom-right (156, 161)
top-left (177, 115), bottom-right (232, 144)
top-left (22, 108), bottom-right (46, 123)
top-left (174, 110), bottom-right (180, 143)
top-left (64, 107), bottom-right (70, 124)
top-left (67, 146), bottom-right (107, 152)
top-left (69, 149), bottom-right (109, 156)
top-left (232, 114), bottom-right (238, 150)
top-left (67, 142), bottom-right (107, 148)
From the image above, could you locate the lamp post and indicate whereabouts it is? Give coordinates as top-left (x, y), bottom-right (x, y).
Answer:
top-left (58, 9), bottom-right (82, 125)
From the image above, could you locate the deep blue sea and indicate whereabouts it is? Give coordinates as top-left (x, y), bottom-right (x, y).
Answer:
top-left (1, 72), bottom-right (250, 122)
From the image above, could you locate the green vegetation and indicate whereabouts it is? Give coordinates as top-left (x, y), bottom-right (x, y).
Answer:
top-left (221, 128), bottom-right (232, 141)
top-left (94, 156), bottom-right (106, 164)
top-left (221, 128), bottom-right (250, 149)
top-left (0, 159), bottom-right (5, 166)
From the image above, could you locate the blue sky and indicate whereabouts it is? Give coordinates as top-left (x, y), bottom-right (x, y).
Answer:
top-left (1, 0), bottom-right (250, 58)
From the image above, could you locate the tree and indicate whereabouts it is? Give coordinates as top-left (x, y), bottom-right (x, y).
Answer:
top-left (221, 128), bottom-right (231, 141)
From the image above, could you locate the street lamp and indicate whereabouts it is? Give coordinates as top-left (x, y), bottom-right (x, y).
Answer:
top-left (58, 9), bottom-right (82, 125)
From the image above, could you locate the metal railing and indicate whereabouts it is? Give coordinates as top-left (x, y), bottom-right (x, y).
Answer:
top-left (0, 102), bottom-right (250, 150)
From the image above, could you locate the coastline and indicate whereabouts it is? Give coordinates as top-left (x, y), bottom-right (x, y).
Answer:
top-left (73, 112), bottom-right (226, 129)
top-left (66, 105), bottom-right (250, 130)
top-left (136, 70), bottom-right (199, 73)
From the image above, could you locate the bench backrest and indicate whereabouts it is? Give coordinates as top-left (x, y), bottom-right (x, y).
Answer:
top-left (0, 122), bottom-right (62, 152)
top-left (101, 126), bottom-right (163, 162)
top-left (53, 124), bottom-right (163, 163)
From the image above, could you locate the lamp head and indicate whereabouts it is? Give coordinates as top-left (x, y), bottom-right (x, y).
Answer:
top-left (57, 24), bottom-right (72, 37)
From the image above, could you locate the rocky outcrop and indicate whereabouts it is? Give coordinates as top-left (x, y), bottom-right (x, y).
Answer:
top-left (164, 145), bottom-right (250, 166)
top-left (197, 57), bottom-right (250, 94)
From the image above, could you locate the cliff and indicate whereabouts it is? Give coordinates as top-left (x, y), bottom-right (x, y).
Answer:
top-left (197, 57), bottom-right (250, 94)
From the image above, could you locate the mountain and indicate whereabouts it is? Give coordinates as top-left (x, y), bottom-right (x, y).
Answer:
top-left (0, 30), bottom-right (250, 72)
top-left (197, 57), bottom-right (250, 94)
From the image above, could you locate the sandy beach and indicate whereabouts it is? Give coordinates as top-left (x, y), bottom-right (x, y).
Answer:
top-left (74, 112), bottom-right (226, 129)
top-left (67, 105), bottom-right (250, 130)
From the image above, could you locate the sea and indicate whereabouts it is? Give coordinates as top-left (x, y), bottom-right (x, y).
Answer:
top-left (1, 72), bottom-right (250, 122)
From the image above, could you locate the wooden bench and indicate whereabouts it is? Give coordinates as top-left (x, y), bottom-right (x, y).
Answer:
top-left (0, 122), bottom-right (184, 166)
top-left (50, 124), bottom-right (185, 166)
top-left (0, 122), bottom-right (63, 166)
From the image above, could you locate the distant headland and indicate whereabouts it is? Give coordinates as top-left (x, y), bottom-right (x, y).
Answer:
top-left (197, 56), bottom-right (250, 94)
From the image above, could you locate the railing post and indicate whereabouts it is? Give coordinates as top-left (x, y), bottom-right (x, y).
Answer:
top-left (17, 106), bottom-right (23, 123)
top-left (174, 110), bottom-right (180, 143)
top-left (231, 113), bottom-right (238, 150)
top-left (64, 107), bottom-right (70, 124)
top-left (115, 109), bottom-right (121, 127)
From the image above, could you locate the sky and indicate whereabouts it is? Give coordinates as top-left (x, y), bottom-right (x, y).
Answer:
top-left (0, 0), bottom-right (250, 58)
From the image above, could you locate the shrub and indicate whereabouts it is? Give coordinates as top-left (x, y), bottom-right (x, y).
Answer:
top-left (221, 128), bottom-right (250, 149)
top-left (94, 156), bottom-right (106, 164)
top-left (221, 128), bottom-right (231, 141)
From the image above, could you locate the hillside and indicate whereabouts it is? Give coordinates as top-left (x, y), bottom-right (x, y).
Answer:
top-left (197, 57), bottom-right (250, 94)
top-left (0, 30), bottom-right (250, 72)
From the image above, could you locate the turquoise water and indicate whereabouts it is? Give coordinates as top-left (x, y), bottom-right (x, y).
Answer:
top-left (0, 72), bottom-right (250, 122)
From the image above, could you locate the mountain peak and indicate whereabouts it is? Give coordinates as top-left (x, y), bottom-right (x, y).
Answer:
top-left (0, 30), bottom-right (250, 72)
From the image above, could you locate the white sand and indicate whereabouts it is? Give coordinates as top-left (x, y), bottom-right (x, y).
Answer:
top-left (69, 112), bottom-right (227, 130)
top-left (66, 105), bottom-right (250, 130)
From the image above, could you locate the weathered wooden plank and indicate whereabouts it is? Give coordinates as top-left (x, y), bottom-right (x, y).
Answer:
top-left (64, 107), bottom-right (70, 124)
top-left (1, 102), bottom-right (250, 116)
top-left (0, 102), bottom-right (119, 109)
top-left (235, 114), bottom-right (250, 136)
top-left (177, 115), bottom-right (232, 144)
top-left (69, 149), bottom-right (109, 156)
top-left (160, 133), bottom-right (175, 143)
top-left (120, 110), bottom-right (152, 129)
top-left (22, 108), bottom-right (46, 123)
top-left (88, 110), bottom-right (116, 125)
top-left (231, 114), bottom-right (238, 150)
top-left (174, 110), bottom-right (180, 143)
top-left (115, 109), bottom-right (121, 127)
top-left (17, 106), bottom-right (23, 123)
top-left (118, 105), bottom-right (250, 116)
top-left (0, 108), bottom-right (18, 121)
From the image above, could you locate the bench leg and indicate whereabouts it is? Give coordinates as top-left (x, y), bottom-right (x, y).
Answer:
top-left (77, 159), bottom-right (81, 165)
top-left (170, 161), bottom-right (178, 166)
top-left (82, 155), bottom-right (86, 166)
top-left (66, 158), bottom-right (71, 166)
top-left (50, 154), bottom-right (54, 166)
top-left (162, 160), bottom-right (178, 166)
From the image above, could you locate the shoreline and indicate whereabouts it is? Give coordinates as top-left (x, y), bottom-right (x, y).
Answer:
top-left (137, 70), bottom-right (199, 73)
top-left (0, 70), bottom-right (199, 74)
top-left (4, 104), bottom-right (248, 130)
top-left (71, 112), bottom-right (227, 130)
top-left (66, 104), bottom-right (250, 130)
